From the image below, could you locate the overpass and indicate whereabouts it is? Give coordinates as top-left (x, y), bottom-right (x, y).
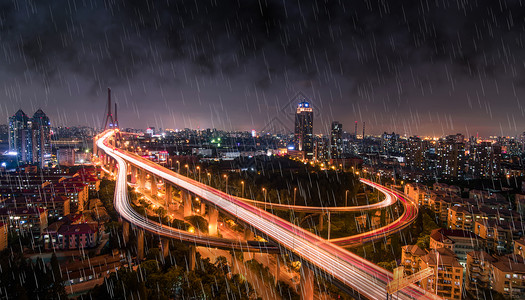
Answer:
top-left (96, 130), bottom-right (441, 300)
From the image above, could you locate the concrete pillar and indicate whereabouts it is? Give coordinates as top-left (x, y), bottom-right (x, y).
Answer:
top-left (208, 206), bottom-right (219, 236)
top-left (139, 169), bottom-right (146, 190)
top-left (151, 175), bottom-right (158, 196)
top-left (165, 183), bottom-right (172, 206)
top-left (319, 213), bottom-right (324, 231)
top-left (188, 245), bottom-right (196, 271)
top-left (182, 190), bottom-right (192, 217)
top-left (300, 263), bottom-right (314, 300)
top-left (200, 202), bottom-right (206, 216)
top-left (244, 227), bottom-right (254, 240)
top-left (130, 166), bottom-right (137, 184)
top-left (122, 221), bottom-right (130, 244)
top-left (274, 253), bottom-right (280, 285)
top-left (137, 228), bottom-right (145, 260)
top-left (161, 238), bottom-right (169, 258)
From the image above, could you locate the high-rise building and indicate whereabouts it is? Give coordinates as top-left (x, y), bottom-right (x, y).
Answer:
top-left (31, 109), bottom-right (51, 167)
top-left (406, 136), bottom-right (429, 170)
top-left (314, 136), bottom-right (330, 163)
top-left (8, 109), bottom-right (32, 162)
top-left (330, 121), bottom-right (343, 159)
top-left (468, 141), bottom-right (502, 178)
top-left (8, 109), bottom-right (51, 167)
top-left (294, 101), bottom-right (313, 160)
top-left (437, 135), bottom-right (467, 178)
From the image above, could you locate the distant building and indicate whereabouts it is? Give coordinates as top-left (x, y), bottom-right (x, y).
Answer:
top-left (0, 196), bottom-right (70, 218)
top-left (314, 136), bottom-right (330, 163)
top-left (437, 135), bottom-right (467, 178)
top-left (405, 136), bottom-right (430, 170)
top-left (433, 183), bottom-right (461, 196)
top-left (468, 142), bottom-right (502, 178)
top-left (294, 101), bottom-right (313, 160)
top-left (8, 109), bottom-right (32, 162)
top-left (8, 109), bottom-right (51, 167)
top-left (330, 121), bottom-right (343, 159)
top-left (57, 148), bottom-right (76, 166)
top-left (0, 207), bottom-right (47, 234)
top-left (31, 109), bottom-right (51, 168)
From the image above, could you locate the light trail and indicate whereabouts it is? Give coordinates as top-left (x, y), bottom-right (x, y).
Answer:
top-left (97, 130), bottom-right (441, 300)
top-left (235, 184), bottom-right (394, 213)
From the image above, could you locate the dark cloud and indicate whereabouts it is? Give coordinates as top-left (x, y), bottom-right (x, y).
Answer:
top-left (1, 0), bottom-right (525, 135)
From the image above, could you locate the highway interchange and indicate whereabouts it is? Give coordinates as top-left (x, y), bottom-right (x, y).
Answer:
top-left (97, 130), bottom-right (441, 300)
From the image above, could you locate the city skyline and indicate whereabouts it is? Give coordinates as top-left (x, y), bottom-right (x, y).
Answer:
top-left (3, 2), bottom-right (525, 300)
top-left (1, 1), bottom-right (525, 136)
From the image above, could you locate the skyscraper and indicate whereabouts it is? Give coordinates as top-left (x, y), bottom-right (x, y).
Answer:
top-left (31, 109), bottom-right (51, 167)
top-left (8, 109), bottom-right (51, 167)
top-left (330, 121), bottom-right (343, 159)
top-left (8, 109), bottom-right (31, 162)
top-left (294, 101), bottom-right (313, 160)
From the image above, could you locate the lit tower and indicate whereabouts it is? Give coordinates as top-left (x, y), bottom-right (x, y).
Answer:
top-left (294, 101), bottom-right (314, 160)
top-left (31, 109), bottom-right (51, 167)
top-left (103, 88), bottom-right (116, 130)
top-left (330, 121), bottom-right (343, 159)
top-left (8, 109), bottom-right (31, 162)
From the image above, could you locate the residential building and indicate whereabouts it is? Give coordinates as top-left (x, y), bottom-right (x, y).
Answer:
top-left (0, 207), bottom-right (47, 234)
top-left (474, 219), bottom-right (515, 253)
top-left (466, 251), bottom-right (525, 298)
top-left (402, 245), bottom-right (464, 299)
top-left (0, 196), bottom-right (70, 218)
top-left (465, 251), bottom-right (497, 292)
top-left (401, 244), bottom-right (427, 275)
top-left (330, 121), bottom-right (343, 159)
top-left (429, 228), bottom-right (483, 265)
top-left (447, 206), bottom-right (474, 231)
top-left (436, 135), bottom-right (467, 178)
top-left (419, 248), bottom-right (464, 300)
top-left (433, 183), bottom-right (461, 196)
top-left (45, 222), bottom-right (99, 250)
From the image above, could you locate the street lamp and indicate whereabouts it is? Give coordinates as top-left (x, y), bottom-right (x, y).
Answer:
top-left (293, 187), bottom-right (297, 206)
top-left (197, 166), bottom-right (201, 182)
top-left (176, 161), bottom-right (180, 173)
top-left (241, 181), bottom-right (245, 198)
top-left (207, 172), bottom-right (211, 185)
top-left (262, 188), bottom-right (267, 210)
top-left (223, 175), bottom-right (228, 194)
top-left (169, 158), bottom-right (172, 169)
top-left (345, 190), bottom-right (349, 207)
top-left (185, 164), bottom-right (189, 176)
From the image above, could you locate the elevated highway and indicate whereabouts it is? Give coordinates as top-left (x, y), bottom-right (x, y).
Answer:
top-left (97, 130), bottom-right (440, 300)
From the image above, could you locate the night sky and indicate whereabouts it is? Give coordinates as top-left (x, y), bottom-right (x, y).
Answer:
top-left (1, 0), bottom-right (525, 137)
